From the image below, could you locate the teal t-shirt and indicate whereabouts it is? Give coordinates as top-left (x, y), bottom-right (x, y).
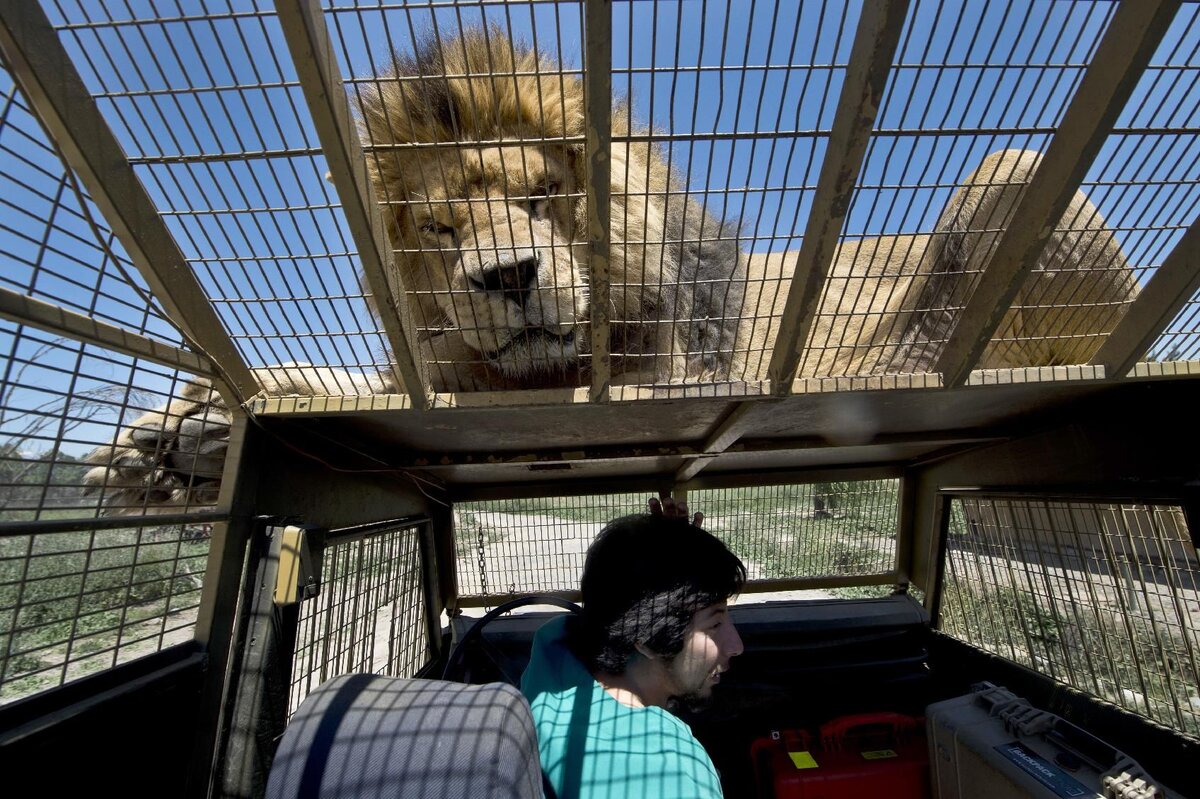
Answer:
top-left (520, 615), bottom-right (723, 799)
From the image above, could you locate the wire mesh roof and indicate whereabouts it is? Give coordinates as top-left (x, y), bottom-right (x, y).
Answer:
top-left (1, 0), bottom-right (1199, 516)
top-left (4, 1), bottom-right (1195, 394)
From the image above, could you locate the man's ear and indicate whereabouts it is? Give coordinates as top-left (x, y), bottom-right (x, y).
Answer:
top-left (633, 641), bottom-right (658, 660)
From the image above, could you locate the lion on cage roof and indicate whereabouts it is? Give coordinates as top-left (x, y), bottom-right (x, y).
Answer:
top-left (84, 27), bottom-right (1137, 511)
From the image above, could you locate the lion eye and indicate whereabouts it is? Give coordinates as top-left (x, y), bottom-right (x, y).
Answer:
top-left (529, 183), bottom-right (559, 221)
top-left (419, 221), bottom-right (455, 237)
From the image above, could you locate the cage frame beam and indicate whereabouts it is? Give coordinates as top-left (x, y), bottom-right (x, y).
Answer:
top-left (0, 0), bottom-right (258, 405)
top-left (223, 428), bottom-right (1000, 473)
top-left (455, 572), bottom-right (901, 609)
top-left (674, 401), bottom-right (761, 483)
top-left (0, 287), bottom-right (215, 377)
top-left (584, 0), bottom-right (613, 402)
top-left (1089, 214), bottom-right (1200, 377)
top-left (690, 0), bottom-right (910, 481)
top-left (274, 0), bottom-right (430, 409)
top-left (935, 0), bottom-right (1184, 388)
top-left (766, 0), bottom-right (911, 393)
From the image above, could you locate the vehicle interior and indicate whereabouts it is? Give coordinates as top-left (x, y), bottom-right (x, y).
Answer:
top-left (1, 1), bottom-right (1198, 797)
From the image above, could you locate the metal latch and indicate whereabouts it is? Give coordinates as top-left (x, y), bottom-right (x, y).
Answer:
top-left (274, 525), bottom-right (320, 605)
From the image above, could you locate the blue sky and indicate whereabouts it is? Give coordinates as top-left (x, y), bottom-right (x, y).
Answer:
top-left (2, 0), bottom-right (1199, 459)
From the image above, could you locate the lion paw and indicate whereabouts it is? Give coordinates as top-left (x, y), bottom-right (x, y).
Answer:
top-left (84, 379), bottom-right (231, 513)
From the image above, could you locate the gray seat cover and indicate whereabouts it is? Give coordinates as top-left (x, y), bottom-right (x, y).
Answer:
top-left (266, 675), bottom-right (542, 799)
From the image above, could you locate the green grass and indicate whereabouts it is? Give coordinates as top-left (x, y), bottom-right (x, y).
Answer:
top-left (941, 579), bottom-right (1200, 737)
top-left (0, 526), bottom-right (209, 699)
top-left (696, 481), bottom-right (901, 583)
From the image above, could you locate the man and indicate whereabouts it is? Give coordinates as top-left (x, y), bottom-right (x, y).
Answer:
top-left (520, 498), bottom-right (747, 798)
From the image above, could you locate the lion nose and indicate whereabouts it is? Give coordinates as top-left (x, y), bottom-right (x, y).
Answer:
top-left (477, 253), bottom-right (539, 307)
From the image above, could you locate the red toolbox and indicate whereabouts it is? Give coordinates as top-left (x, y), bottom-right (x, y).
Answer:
top-left (751, 712), bottom-right (930, 799)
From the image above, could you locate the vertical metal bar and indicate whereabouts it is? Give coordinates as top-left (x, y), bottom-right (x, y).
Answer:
top-left (427, 501), bottom-right (460, 617)
top-left (766, 0), bottom-right (910, 393)
top-left (1014, 501), bottom-right (1076, 684)
top-left (1094, 505), bottom-right (1154, 709)
top-left (928, 492), bottom-right (953, 628)
top-left (936, 0), bottom-right (1184, 387)
top-left (1042, 499), bottom-right (1102, 695)
top-left (0, 0), bottom-right (258, 404)
top-left (216, 526), bottom-right (299, 799)
top-left (894, 470), bottom-right (918, 588)
top-left (417, 520), bottom-right (443, 660)
top-left (187, 415), bottom-right (261, 799)
top-left (274, 0), bottom-right (430, 408)
top-left (1090, 215), bottom-right (1200, 376)
top-left (1140, 508), bottom-right (1191, 728)
top-left (584, 0), bottom-right (612, 402)
top-left (1146, 508), bottom-right (1200, 722)
top-left (1069, 503), bottom-right (1127, 703)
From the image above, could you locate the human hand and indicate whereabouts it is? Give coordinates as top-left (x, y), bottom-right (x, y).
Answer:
top-left (647, 494), bottom-right (704, 527)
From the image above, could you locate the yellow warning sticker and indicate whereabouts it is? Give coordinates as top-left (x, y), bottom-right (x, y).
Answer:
top-left (861, 749), bottom-right (898, 760)
top-left (788, 751), bottom-right (819, 770)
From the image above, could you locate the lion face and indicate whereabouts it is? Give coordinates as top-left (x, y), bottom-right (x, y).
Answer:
top-left (392, 145), bottom-right (588, 378)
top-left (360, 28), bottom-right (746, 388)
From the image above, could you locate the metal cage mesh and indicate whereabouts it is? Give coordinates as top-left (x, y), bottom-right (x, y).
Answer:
top-left (1, 0), bottom-right (1197, 727)
top-left (0, 64), bottom-right (180, 345)
top-left (46, 2), bottom-right (391, 392)
top-left (938, 496), bottom-right (1200, 738)
top-left (0, 521), bottom-right (210, 703)
top-left (691, 481), bottom-right (900, 582)
top-left (455, 479), bottom-right (899, 604)
top-left (289, 523), bottom-right (430, 714)
top-left (3, 0), bottom-right (1189, 399)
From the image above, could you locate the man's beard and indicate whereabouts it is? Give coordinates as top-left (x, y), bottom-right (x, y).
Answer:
top-left (666, 686), bottom-right (716, 714)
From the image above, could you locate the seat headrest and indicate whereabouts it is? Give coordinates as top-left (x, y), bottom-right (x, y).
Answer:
top-left (266, 675), bottom-right (542, 799)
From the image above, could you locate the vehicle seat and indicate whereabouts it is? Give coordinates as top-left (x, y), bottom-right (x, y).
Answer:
top-left (265, 673), bottom-right (542, 798)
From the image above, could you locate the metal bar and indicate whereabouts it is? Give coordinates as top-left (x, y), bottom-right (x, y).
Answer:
top-left (323, 515), bottom-right (430, 546)
top-left (766, 0), bottom-right (911, 393)
top-left (584, 0), bottom-right (612, 402)
top-left (215, 525), bottom-right (297, 798)
top-left (740, 573), bottom-right (898, 594)
top-left (674, 401), bottom-right (764, 483)
top-left (936, 0), bottom-right (1183, 388)
top-left (894, 470), bottom-right (918, 587)
top-left (456, 588), bottom-right (582, 609)
top-left (239, 429), bottom-right (998, 473)
top-left (455, 572), bottom-right (900, 607)
top-left (926, 493), bottom-right (953, 626)
top-left (0, 511), bottom-right (229, 539)
top-left (1089, 214), bottom-right (1200, 377)
top-left (416, 521), bottom-right (443, 661)
top-left (0, 287), bottom-right (215, 377)
top-left (449, 464), bottom-right (904, 503)
top-left (187, 416), bottom-right (260, 799)
top-left (0, 1), bottom-right (258, 404)
top-left (273, 0), bottom-right (430, 409)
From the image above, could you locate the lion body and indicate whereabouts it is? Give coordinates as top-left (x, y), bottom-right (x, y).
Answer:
top-left (737, 149), bottom-right (1137, 382)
